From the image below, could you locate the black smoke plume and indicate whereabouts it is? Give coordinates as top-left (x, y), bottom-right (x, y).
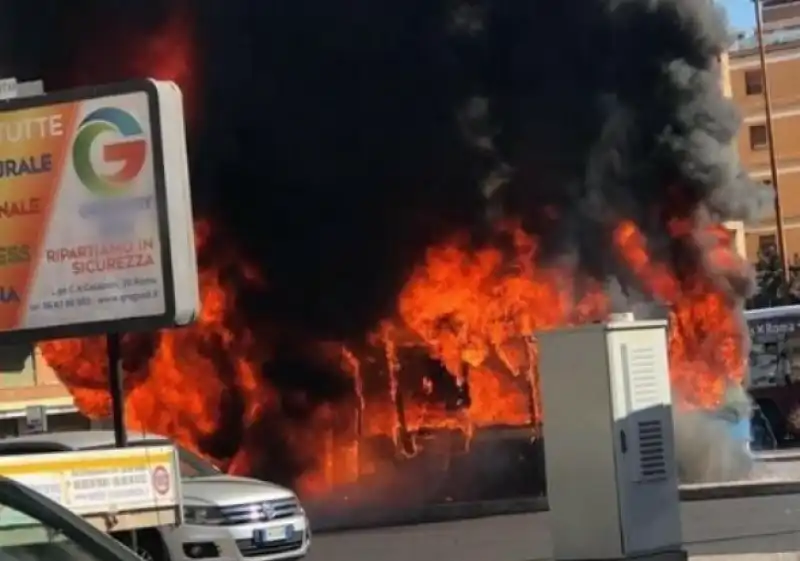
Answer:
top-left (0, 0), bottom-right (770, 486)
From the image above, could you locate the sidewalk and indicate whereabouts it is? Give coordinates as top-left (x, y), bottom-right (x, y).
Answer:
top-left (309, 492), bottom-right (800, 561)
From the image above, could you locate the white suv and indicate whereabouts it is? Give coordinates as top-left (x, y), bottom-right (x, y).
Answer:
top-left (0, 431), bottom-right (311, 561)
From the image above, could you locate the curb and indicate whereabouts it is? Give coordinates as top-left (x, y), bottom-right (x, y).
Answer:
top-left (309, 496), bottom-right (548, 533)
top-left (679, 480), bottom-right (800, 501)
top-left (753, 451), bottom-right (800, 462)
top-left (308, 480), bottom-right (800, 533)
top-left (692, 555), bottom-right (800, 560)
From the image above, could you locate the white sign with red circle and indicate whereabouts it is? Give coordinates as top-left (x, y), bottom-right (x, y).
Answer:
top-left (152, 466), bottom-right (171, 496)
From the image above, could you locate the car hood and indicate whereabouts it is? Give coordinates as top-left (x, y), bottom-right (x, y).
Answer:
top-left (182, 475), bottom-right (295, 507)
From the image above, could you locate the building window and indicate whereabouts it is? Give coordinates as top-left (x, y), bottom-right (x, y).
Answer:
top-left (0, 418), bottom-right (18, 439)
top-left (745, 69), bottom-right (764, 96)
top-left (47, 412), bottom-right (92, 433)
top-left (724, 227), bottom-right (736, 249)
top-left (750, 124), bottom-right (768, 151)
top-left (759, 234), bottom-right (777, 252)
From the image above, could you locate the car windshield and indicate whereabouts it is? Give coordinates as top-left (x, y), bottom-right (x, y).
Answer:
top-left (176, 446), bottom-right (222, 479)
top-left (89, 441), bottom-right (221, 479)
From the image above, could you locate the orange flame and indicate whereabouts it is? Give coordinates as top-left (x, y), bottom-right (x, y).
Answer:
top-left (40, 215), bottom-right (748, 494)
top-left (65, 3), bottom-right (197, 124)
top-left (40, 220), bottom-right (273, 456)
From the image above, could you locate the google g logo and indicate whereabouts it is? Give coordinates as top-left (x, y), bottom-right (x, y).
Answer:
top-left (72, 107), bottom-right (147, 196)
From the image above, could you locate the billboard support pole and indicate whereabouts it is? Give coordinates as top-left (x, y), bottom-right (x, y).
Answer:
top-left (107, 333), bottom-right (128, 448)
top-left (106, 332), bottom-right (137, 555)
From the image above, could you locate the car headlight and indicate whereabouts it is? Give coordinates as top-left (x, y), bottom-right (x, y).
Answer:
top-left (183, 506), bottom-right (225, 526)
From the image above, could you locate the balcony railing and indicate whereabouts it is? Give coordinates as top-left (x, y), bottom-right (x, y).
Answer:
top-left (730, 26), bottom-right (800, 52)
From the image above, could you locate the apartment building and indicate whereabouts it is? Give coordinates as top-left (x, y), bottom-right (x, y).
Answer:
top-left (0, 345), bottom-right (91, 437)
top-left (728, 0), bottom-right (800, 262)
top-left (717, 48), bottom-right (747, 258)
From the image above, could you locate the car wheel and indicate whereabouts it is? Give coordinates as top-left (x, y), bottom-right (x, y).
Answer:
top-left (135, 546), bottom-right (156, 561)
top-left (126, 530), bottom-right (167, 561)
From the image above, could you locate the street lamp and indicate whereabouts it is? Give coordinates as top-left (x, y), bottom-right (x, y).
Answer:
top-left (753, 0), bottom-right (792, 300)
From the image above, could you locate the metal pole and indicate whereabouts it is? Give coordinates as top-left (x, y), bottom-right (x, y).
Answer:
top-left (754, 0), bottom-right (792, 300)
top-left (106, 333), bottom-right (128, 448)
top-left (106, 332), bottom-right (137, 552)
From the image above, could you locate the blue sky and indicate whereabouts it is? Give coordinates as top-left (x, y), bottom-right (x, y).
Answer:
top-left (718, 0), bottom-right (756, 31)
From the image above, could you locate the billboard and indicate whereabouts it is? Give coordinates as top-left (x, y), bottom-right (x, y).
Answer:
top-left (0, 80), bottom-right (199, 343)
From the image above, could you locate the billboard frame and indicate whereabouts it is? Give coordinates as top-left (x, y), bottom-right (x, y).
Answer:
top-left (0, 79), bottom-right (179, 345)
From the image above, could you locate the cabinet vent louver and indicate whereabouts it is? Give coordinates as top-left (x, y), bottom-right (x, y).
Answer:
top-left (636, 419), bottom-right (667, 481)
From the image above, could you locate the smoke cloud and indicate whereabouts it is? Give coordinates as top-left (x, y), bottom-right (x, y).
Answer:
top-left (1, 0), bottom-right (770, 486)
top-left (0, 0), bottom-right (767, 333)
top-left (674, 410), bottom-right (754, 483)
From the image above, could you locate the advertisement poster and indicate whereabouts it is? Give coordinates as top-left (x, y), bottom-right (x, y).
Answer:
top-left (0, 86), bottom-right (174, 337)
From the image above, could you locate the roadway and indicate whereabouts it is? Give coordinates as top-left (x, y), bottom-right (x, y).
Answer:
top-left (306, 493), bottom-right (800, 561)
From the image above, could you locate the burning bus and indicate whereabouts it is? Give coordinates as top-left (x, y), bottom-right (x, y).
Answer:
top-left (4, 0), bottom-right (775, 504)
